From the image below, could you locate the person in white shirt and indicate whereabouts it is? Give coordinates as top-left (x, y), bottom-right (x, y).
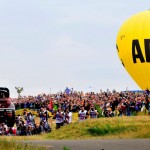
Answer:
top-left (64, 108), bottom-right (72, 124)
top-left (54, 107), bottom-right (64, 129)
top-left (78, 106), bottom-right (88, 121)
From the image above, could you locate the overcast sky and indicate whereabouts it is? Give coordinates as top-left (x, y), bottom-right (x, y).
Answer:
top-left (0, 1), bottom-right (149, 97)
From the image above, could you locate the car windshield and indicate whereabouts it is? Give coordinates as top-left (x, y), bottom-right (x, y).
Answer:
top-left (0, 88), bottom-right (10, 98)
top-left (0, 91), bottom-right (9, 98)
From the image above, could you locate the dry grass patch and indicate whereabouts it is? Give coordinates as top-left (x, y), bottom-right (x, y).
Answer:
top-left (0, 139), bottom-right (46, 150)
top-left (15, 109), bottom-right (53, 117)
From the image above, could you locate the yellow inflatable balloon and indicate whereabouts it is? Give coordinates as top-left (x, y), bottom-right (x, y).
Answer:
top-left (116, 10), bottom-right (150, 90)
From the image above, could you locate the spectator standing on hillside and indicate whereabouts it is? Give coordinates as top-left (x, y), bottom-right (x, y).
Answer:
top-left (78, 106), bottom-right (88, 121)
top-left (89, 105), bottom-right (98, 118)
top-left (43, 107), bottom-right (48, 121)
top-left (54, 107), bottom-right (64, 129)
top-left (64, 108), bottom-right (72, 124)
top-left (39, 108), bottom-right (46, 122)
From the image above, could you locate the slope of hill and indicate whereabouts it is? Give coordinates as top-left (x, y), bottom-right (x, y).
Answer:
top-left (46, 116), bottom-right (150, 139)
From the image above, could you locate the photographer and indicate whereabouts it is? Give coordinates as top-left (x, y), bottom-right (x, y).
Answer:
top-left (39, 108), bottom-right (45, 122)
top-left (26, 124), bottom-right (33, 136)
top-left (43, 107), bottom-right (48, 121)
top-left (42, 120), bottom-right (51, 132)
top-left (54, 107), bottom-right (64, 129)
top-left (89, 105), bottom-right (98, 118)
top-left (17, 120), bottom-right (26, 136)
top-left (26, 112), bottom-right (35, 125)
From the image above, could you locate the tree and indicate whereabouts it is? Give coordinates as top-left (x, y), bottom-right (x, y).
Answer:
top-left (15, 87), bottom-right (23, 99)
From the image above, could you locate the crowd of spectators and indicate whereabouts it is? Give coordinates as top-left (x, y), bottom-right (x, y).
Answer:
top-left (0, 107), bottom-right (51, 136)
top-left (1, 88), bottom-right (150, 136)
top-left (13, 88), bottom-right (150, 117)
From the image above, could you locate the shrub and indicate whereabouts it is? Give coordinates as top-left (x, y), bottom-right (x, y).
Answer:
top-left (87, 124), bottom-right (137, 136)
top-left (94, 104), bottom-right (104, 118)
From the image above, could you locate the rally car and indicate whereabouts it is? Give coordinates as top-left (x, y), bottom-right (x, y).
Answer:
top-left (0, 87), bottom-right (15, 127)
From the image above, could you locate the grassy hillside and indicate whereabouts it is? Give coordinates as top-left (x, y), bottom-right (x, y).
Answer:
top-left (46, 116), bottom-right (150, 139)
top-left (2, 116), bottom-right (150, 150)
top-left (3, 110), bottom-right (150, 140)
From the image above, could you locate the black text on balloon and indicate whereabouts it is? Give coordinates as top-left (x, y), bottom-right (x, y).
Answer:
top-left (132, 39), bottom-right (150, 63)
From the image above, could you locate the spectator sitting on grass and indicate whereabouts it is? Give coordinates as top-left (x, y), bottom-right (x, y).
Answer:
top-left (6, 127), bottom-right (16, 136)
top-left (0, 123), bottom-right (7, 135)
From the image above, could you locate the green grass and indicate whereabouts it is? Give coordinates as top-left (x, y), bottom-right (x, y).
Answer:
top-left (5, 111), bottom-right (150, 149)
top-left (87, 124), bottom-right (137, 136)
top-left (46, 116), bottom-right (150, 139)
top-left (63, 146), bottom-right (71, 150)
top-left (0, 139), bottom-right (46, 150)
